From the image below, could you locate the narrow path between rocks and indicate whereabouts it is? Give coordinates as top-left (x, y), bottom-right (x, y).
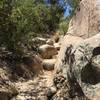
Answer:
top-left (11, 36), bottom-right (60, 100)
top-left (13, 70), bottom-right (54, 100)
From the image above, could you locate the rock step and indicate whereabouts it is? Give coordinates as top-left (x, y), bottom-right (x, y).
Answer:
top-left (39, 44), bottom-right (58, 59)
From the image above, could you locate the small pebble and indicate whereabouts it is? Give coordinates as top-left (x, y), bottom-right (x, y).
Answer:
top-left (50, 86), bottom-right (57, 94)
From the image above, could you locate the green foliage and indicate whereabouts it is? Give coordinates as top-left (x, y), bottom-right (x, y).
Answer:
top-left (0, 0), bottom-right (16, 50)
top-left (67, 0), bottom-right (80, 8)
top-left (58, 18), bottom-right (70, 35)
top-left (0, 0), bottom-right (80, 52)
top-left (0, 0), bottom-right (63, 52)
top-left (49, 0), bottom-right (63, 32)
top-left (57, 0), bottom-right (80, 35)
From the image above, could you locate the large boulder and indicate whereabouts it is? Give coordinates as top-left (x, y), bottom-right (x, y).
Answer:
top-left (55, 35), bottom-right (83, 72)
top-left (67, 0), bottom-right (100, 38)
top-left (53, 34), bottom-right (100, 99)
top-left (39, 44), bottom-right (58, 59)
top-left (22, 55), bottom-right (43, 75)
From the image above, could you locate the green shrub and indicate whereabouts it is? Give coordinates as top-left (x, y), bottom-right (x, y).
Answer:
top-left (58, 19), bottom-right (69, 35)
top-left (0, 0), bottom-right (63, 52)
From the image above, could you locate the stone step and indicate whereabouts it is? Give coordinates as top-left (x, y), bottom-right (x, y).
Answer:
top-left (39, 44), bottom-right (58, 59)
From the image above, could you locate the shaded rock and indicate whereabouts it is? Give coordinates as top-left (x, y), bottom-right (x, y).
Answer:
top-left (22, 55), bottom-right (43, 75)
top-left (42, 59), bottom-right (56, 71)
top-left (92, 55), bottom-right (100, 74)
top-left (0, 82), bottom-right (18, 100)
top-left (13, 54), bottom-right (43, 79)
top-left (47, 86), bottom-right (57, 98)
top-left (53, 32), bottom-right (60, 43)
top-left (39, 44), bottom-right (58, 59)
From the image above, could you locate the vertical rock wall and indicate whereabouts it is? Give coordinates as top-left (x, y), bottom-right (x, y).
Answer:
top-left (67, 0), bottom-right (100, 38)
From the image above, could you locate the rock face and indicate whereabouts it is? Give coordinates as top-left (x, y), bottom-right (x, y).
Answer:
top-left (67, 0), bottom-right (100, 38)
top-left (55, 35), bottom-right (83, 72)
top-left (53, 34), bottom-right (100, 99)
top-left (58, 2), bottom-right (100, 99)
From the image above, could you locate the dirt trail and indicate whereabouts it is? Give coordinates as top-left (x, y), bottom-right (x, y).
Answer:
top-left (13, 71), bottom-right (54, 100)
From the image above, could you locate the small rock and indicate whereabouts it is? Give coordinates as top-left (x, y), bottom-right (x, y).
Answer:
top-left (50, 86), bottom-right (57, 94)
top-left (56, 84), bottom-right (62, 89)
top-left (47, 86), bottom-right (57, 98)
top-left (32, 37), bottom-right (46, 44)
top-left (42, 59), bottom-right (56, 71)
top-left (46, 39), bottom-right (54, 45)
